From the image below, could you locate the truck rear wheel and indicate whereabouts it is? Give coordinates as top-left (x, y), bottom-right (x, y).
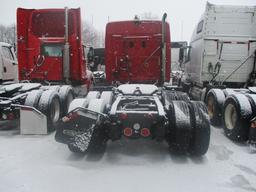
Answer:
top-left (68, 144), bottom-right (86, 154)
top-left (223, 94), bottom-right (252, 142)
top-left (68, 98), bottom-right (89, 112)
top-left (206, 89), bottom-right (225, 126)
top-left (245, 94), bottom-right (256, 116)
top-left (162, 90), bottom-right (190, 111)
top-left (223, 88), bottom-right (236, 97)
top-left (87, 125), bottom-right (107, 154)
top-left (86, 91), bottom-right (100, 101)
top-left (24, 90), bottom-right (43, 108)
top-left (168, 101), bottom-right (192, 155)
top-left (59, 86), bottom-right (75, 117)
top-left (38, 90), bottom-right (61, 131)
top-left (189, 101), bottom-right (210, 156)
top-left (100, 91), bottom-right (113, 112)
top-left (192, 100), bottom-right (208, 114)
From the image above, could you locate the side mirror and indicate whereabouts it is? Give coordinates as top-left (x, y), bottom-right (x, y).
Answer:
top-left (179, 48), bottom-right (184, 63)
top-left (181, 46), bottom-right (192, 63)
top-left (87, 47), bottom-right (95, 63)
top-left (177, 46), bottom-right (191, 64)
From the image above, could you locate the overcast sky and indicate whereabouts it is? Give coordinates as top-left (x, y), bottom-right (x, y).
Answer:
top-left (0, 0), bottom-right (255, 42)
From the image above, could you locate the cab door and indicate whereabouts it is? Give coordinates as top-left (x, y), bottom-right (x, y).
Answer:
top-left (39, 43), bottom-right (63, 81)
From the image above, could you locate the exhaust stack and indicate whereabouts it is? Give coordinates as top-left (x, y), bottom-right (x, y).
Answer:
top-left (63, 7), bottom-right (70, 83)
top-left (161, 13), bottom-right (167, 86)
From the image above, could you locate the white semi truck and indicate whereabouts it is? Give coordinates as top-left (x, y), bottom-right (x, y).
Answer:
top-left (181, 2), bottom-right (256, 145)
top-left (0, 42), bottom-right (18, 83)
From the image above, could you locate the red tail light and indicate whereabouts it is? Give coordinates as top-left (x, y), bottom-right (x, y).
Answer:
top-left (251, 121), bottom-right (256, 129)
top-left (62, 112), bottom-right (79, 122)
top-left (146, 113), bottom-right (154, 119)
top-left (123, 127), bottom-right (133, 137)
top-left (120, 113), bottom-right (128, 120)
top-left (141, 128), bottom-right (150, 137)
top-left (8, 113), bottom-right (15, 120)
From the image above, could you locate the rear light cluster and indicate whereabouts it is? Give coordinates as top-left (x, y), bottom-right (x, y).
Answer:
top-left (123, 126), bottom-right (150, 137)
top-left (120, 113), bottom-right (152, 137)
top-left (1, 113), bottom-right (15, 120)
top-left (120, 112), bottom-right (128, 120)
top-left (141, 128), bottom-right (150, 137)
top-left (251, 120), bottom-right (256, 129)
top-left (123, 127), bottom-right (133, 137)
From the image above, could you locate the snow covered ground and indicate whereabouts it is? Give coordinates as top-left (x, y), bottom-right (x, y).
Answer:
top-left (0, 121), bottom-right (256, 192)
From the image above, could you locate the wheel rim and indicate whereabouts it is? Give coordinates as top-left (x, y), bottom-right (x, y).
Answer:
top-left (207, 95), bottom-right (215, 119)
top-left (50, 97), bottom-right (60, 123)
top-left (224, 103), bottom-right (237, 130)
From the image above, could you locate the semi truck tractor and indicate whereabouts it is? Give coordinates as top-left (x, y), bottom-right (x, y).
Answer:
top-left (0, 8), bottom-right (92, 134)
top-left (0, 42), bottom-right (18, 83)
top-left (181, 3), bottom-right (256, 145)
top-left (55, 14), bottom-right (211, 156)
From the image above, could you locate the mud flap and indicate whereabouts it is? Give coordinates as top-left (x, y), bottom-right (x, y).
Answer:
top-left (55, 107), bottom-right (106, 153)
top-left (67, 124), bottom-right (96, 152)
top-left (20, 105), bottom-right (47, 135)
top-left (249, 127), bottom-right (256, 152)
top-left (249, 117), bottom-right (256, 152)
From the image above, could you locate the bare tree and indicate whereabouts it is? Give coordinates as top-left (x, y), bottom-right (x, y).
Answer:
top-left (0, 24), bottom-right (16, 45)
top-left (81, 21), bottom-right (104, 48)
top-left (0, 21), bottom-right (104, 49)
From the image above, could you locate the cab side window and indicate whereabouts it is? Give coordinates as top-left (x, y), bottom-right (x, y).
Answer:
top-left (2, 46), bottom-right (14, 60)
top-left (197, 20), bottom-right (204, 34)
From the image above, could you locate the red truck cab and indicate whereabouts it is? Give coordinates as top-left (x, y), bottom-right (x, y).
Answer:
top-left (17, 8), bottom-right (89, 85)
top-left (105, 20), bottom-right (171, 84)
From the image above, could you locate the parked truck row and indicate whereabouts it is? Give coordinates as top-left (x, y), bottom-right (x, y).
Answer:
top-left (0, 7), bottom-right (211, 156)
top-left (2, 2), bottom-right (256, 155)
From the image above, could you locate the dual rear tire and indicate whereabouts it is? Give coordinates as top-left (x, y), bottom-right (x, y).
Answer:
top-left (205, 89), bottom-right (225, 126)
top-left (24, 86), bottom-right (74, 132)
top-left (205, 88), bottom-right (254, 143)
top-left (223, 94), bottom-right (252, 142)
top-left (167, 100), bottom-right (210, 156)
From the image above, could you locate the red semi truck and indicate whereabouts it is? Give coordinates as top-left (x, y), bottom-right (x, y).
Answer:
top-left (0, 8), bottom-right (91, 134)
top-left (91, 20), bottom-right (171, 85)
top-left (105, 20), bottom-right (170, 84)
top-left (55, 14), bottom-right (211, 156)
top-left (17, 7), bottom-right (91, 88)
